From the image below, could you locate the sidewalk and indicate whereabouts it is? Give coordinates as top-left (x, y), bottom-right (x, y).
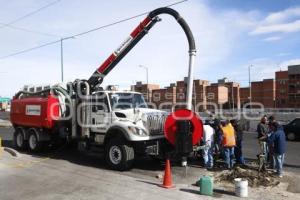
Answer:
top-left (0, 119), bottom-right (11, 127)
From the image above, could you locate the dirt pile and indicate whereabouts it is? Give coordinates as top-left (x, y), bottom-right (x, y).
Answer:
top-left (215, 166), bottom-right (280, 187)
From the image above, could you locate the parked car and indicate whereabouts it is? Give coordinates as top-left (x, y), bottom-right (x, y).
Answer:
top-left (283, 118), bottom-right (300, 141)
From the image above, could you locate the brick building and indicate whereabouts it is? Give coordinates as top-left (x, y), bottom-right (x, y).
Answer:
top-left (275, 70), bottom-right (289, 108)
top-left (131, 81), bottom-right (160, 102)
top-left (174, 78), bottom-right (209, 111)
top-left (131, 64), bottom-right (300, 110)
top-left (194, 79), bottom-right (209, 110)
top-left (240, 87), bottom-right (250, 107)
top-left (152, 84), bottom-right (176, 109)
top-left (288, 65), bottom-right (300, 108)
top-left (175, 80), bottom-right (187, 104)
top-left (206, 84), bottom-right (228, 109)
top-left (224, 82), bottom-right (240, 109)
top-left (251, 79), bottom-right (275, 108)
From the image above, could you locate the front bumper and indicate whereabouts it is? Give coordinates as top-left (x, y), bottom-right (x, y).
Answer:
top-left (133, 138), bottom-right (174, 156)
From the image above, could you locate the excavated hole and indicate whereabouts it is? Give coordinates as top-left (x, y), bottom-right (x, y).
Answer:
top-left (215, 165), bottom-right (280, 188)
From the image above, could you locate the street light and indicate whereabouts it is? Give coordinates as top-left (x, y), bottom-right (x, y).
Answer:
top-left (139, 65), bottom-right (150, 102)
top-left (60, 36), bottom-right (75, 82)
top-left (224, 77), bottom-right (234, 111)
top-left (248, 65), bottom-right (253, 109)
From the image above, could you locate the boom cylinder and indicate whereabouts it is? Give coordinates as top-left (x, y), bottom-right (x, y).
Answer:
top-left (87, 7), bottom-right (196, 110)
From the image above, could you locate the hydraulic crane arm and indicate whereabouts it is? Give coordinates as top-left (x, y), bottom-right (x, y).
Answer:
top-left (87, 16), bottom-right (159, 90)
top-left (88, 8), bottom-right (196, 101)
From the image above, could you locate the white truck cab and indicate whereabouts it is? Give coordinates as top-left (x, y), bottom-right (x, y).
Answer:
top-left (87, 89), bottom-right (169, 170)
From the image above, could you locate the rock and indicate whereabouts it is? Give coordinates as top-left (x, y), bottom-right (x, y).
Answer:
top-left (156, 173), bottom-right (163, 179)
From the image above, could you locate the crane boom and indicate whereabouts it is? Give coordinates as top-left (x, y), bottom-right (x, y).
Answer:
top-left (87, 7), bottom-right (196, 104)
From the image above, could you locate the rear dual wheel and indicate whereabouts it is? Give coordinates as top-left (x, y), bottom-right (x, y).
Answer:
top-left (28, 129), bottom-right (43, 152)
top-left (13, 128), bottom-right (26, 150)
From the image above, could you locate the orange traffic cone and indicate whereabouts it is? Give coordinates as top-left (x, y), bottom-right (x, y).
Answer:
top-left (161, 159), bottom-right (175, 188)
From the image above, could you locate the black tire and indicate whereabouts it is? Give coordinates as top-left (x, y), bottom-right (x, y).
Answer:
top-left (150, 155), bottom-right (164, 162)
top-left (28, 130), bottom-right (43, 152)
top-left (13, 128), bottom-right (27, 150)
top-left (286, 132), bottom-right (296, 141)
top-left (105, 137), bottom-right (134, 171)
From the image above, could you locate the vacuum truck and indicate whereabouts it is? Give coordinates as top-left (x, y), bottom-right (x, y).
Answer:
top-left (10, 7), bottom-right (198, 170)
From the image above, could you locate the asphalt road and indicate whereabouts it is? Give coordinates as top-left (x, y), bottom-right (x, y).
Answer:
top-left (1, 127), bottom-right (299, 172)
top-left (242, 131), bottom-right (300, 173)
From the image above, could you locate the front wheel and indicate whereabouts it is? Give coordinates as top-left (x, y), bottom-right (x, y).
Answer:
top-left (287, 132), bottom-right (296, 141)
top-left (105, 137), bottom-right (135, 171)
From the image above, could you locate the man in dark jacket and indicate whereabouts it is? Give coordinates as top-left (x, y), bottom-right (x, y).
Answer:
top-left (231, 119), bottom-right (245, 165)
top-left (267, 122), bottom-right (286, 177)
top-left (257, 115), bottom-right (268, 138)
top-left (257, 116), bottom-right (269, 165)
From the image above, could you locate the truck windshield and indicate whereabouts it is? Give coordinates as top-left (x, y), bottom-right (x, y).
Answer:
top-left (109, 93), bottom-right (148, 110)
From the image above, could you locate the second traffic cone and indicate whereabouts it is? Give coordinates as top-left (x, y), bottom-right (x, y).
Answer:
top-left (161, 159), bottom-right (175, 188)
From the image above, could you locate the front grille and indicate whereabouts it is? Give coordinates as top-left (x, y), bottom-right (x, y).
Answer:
top-left (145, 112), bottom-right (168, 135)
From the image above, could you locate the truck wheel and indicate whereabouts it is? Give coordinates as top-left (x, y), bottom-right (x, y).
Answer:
top-left (28, 130), bottom-right (43, 152)
top-left (287, 132), bottom-right (296, 141)
top-left (13, 128), bottom-right (27, 150)
top-left (105, 137), bottom-right (134, 171)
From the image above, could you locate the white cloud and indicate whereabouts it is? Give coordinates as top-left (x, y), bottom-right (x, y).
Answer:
top-left (251, 19), bottom-right (300, 35)
top-left (262, 36), bottom-right (281, 42)
top-left (250, 6), bottom-right (300, 35)
top-left (264, 7), bottom-right (300, 24)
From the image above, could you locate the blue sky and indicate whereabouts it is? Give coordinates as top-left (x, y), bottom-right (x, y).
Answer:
top-left (0, 0), bottom-right (300, 97)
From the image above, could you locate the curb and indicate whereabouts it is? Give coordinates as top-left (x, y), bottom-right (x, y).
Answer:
top-left (0, 120), bottom-right (12, 127)
top-left (3, 147), bottom-right (20, 157)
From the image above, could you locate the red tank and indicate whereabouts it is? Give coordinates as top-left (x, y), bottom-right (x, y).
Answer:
top-left (10, 95), bottom-right (60, 129)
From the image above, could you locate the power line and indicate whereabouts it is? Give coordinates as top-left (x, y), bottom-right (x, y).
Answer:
top-left (0, 0), bottom-right (188, 60)
top-left (0, 40), bottom-right (61, 59)
top-left (0, 0), bottom-right (62, 29)
top-left (0, 22), bottom-right (61, 37)
top-left (72, 0), bottom-right (188, 38)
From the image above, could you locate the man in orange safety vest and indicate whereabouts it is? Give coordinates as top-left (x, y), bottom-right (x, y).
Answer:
top-left (221, 120), bottom-right (236, 169)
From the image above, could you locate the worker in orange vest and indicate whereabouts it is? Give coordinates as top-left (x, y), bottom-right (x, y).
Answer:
top-left (221, 120), bottom-right (236, 169)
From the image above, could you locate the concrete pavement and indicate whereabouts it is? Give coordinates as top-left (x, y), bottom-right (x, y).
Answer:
top-left (1, 139), bottom-right (299, 200)
top-left (1, 127), bottom-right (300, 199)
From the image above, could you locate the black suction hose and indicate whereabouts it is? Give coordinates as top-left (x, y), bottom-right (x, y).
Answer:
top-left (148, 7), bottom-right (196, 52)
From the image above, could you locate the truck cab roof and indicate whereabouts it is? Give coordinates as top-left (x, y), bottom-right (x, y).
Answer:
top-left (93, 90), bottom-right (142, 95)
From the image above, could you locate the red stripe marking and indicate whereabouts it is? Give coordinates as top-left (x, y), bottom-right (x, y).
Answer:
top-left (130, 17), bottom-right (151, 38)
top-left (97, 53), bottom-right (117, 73)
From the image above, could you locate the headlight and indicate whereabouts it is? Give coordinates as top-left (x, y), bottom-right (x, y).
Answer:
top-left (128, 126), bottom-right (148, 136)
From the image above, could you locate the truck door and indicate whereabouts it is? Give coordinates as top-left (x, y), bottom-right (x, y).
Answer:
top-left (90, 93), bottom-right (110, 134)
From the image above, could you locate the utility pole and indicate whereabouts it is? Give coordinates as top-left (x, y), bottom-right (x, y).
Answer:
top-left (231, 83), bottom-right (234, 112)
top-left (139, 65), bottom-right (149, 102)
top-left (60, 36), bottom-right (75, 82)
top-left (248, 65), bottom-right (253, 110)
top-left (60, 38), bottom-right (63, 82)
